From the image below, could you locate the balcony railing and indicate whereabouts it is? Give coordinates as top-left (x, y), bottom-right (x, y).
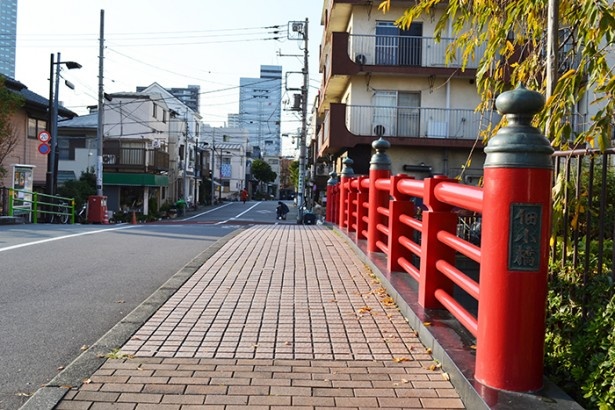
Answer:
top-left (103, 142), bottom-right (169, 173)
top-left (349, 34), bottom-right (485, 69)
top-left (346, 105), bottom-right (500, 139)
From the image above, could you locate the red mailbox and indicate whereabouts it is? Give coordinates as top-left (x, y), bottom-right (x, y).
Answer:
top-left (87, 195), bottom-right (109, 224)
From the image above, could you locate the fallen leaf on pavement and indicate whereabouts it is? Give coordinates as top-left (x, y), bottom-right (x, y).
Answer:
top-left (358, 306), bottom-right (372, 314)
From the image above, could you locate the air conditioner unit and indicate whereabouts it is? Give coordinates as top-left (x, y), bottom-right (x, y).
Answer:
top-left (355, 54), bottom-right (367, 65)
top-left (102, 154), bottom-right (116, 165)
top-left (427, 121), bottom-right (448, 138)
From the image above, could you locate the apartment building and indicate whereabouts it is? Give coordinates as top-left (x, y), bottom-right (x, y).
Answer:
top-left (315, 0), bottom-right (498, 183)
top-left (0, 0), bottom-right (17, 79)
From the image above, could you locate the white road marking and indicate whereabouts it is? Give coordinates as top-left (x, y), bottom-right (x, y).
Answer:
top-left (0, 225), bottom-right (136, 253)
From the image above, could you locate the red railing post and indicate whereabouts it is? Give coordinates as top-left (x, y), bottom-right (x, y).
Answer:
top-left (347, 177), bottom-right (359, 233)
top-left (367, 137), bottom-right (391, 253)
top-left (325, 171), bottom-right (338, 223)
top-left (418, 176), bottom-right (458, 308)
top-left (332, 184), bottom-right (340, 225)
top-left (338, 157), bottom-right (354, 230)
top-left (387, 174), bottom-right (416, 272)
top-left (355, 176), bottom-right (369, 240)
top-left (474, 85), bottom-right (554, 392)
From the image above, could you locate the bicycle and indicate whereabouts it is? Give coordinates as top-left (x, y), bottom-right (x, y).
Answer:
top-left (49, 201), bottom-right (70, 224)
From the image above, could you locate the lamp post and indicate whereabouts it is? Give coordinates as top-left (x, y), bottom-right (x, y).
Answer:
top-left (46, 52), bottom-right (82, 197)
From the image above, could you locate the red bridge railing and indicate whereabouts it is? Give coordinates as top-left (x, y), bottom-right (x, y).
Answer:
top-left (325, 85), bottom-right (554, 393)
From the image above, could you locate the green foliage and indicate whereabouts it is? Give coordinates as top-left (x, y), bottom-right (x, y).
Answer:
top-left (289, 160), bottom-right (299, 190)
top-left (251, 159), bottom-right (277, 184)
top-left (0, 77), bottom-right (25, 178)
top-left (545, 252), bottom-right (615, 409)
top-left (57, 171), bottom-right (96, 211)
top-left (378, 0), bottom-right (615, 150)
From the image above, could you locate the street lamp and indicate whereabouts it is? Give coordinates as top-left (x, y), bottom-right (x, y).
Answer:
top-left (46, 52), bottom-right (82, 197)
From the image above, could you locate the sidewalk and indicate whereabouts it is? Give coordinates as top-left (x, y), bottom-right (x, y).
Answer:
top-left (40, 225), bottom-right (465, 409)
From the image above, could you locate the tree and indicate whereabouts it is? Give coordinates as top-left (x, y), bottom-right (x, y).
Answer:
top-left (57, 171), bottom-right (96, 210)
top-left (289, 160), bottom-right (299, 191)
top-left (0, 78), bottom-right (25, 179)
top-left (251, 159), bottom-right (277, 189)
top-left (378, 0), bottom-right (615, 150)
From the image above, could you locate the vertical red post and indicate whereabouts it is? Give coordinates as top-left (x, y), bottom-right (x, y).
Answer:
top-left (475, 85), bottom-right (554, 392)
top-left (387, 174), bottom-right (416, 272)
top-left (367, 138), bottom-right (391, 253)
top-left (347, 178), bottom-right (359, 233)
top-left (355, 176), bottom-right (369, 240)
top-left (331, 185), bottom-right (339, 225)
top-left (325, 172), bottom-right (338, 223)
top-left (418, 176), bottom-right (458, 308)
top-left (338, 157), bottom-right (354, 230)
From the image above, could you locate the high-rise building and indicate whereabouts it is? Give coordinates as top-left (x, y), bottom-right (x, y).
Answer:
top-left (0, 0), bottom-right (18, 78)
top-left (137, 84), bottom-right (200, 113)
top-left (238, 65), bottom-right (282, 158)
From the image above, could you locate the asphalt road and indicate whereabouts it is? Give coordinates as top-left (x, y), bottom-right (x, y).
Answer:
top-left (0, 200), bottom-right (293, 410)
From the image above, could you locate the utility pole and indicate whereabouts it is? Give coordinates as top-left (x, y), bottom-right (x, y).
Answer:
top-left (96, 9), bottom-right (105, 196)
top-left (283, 18), bottom-right (309, 224)
top-left (299, 18), bottom-right (309, 224)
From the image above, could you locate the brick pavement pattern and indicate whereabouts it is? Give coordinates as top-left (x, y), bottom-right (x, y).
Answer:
top-left (56, 225), bottom-right (464, 409)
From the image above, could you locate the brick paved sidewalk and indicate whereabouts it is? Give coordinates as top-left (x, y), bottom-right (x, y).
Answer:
top-left (55, 225), bottom-right (464, 409)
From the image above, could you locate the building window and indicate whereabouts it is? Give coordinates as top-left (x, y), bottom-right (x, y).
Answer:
top-left (58, 137), bottom-right (86, 160)
top-left (152, 102), bottom-right (158, 119)
top-left (375, 21), bottom-right (423, 66)
top-left (371, 91), bottom-right (420, 137)
top-left (27, 117), bottom-right (48, 139)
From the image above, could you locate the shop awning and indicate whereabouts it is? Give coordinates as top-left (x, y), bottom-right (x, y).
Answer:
top-left (103, 172), bottom-right (168, 187)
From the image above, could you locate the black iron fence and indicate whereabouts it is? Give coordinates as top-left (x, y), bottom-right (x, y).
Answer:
top-left (551, 147), bottom-right (615, 287)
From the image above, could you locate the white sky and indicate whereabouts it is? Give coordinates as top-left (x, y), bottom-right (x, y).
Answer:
top-left (15, 0), bottom-right (322, 142)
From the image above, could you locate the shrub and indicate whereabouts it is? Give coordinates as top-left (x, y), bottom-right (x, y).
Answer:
top-left (545, 248), bottom-right (615, 409)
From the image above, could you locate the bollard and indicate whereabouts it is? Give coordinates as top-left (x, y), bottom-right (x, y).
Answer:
top-left (131, 211), bottom-right (137, 225)
top-left (475, 84), bottom-right (554, 392)
top-left (367, 137), bottom-right (391, 253)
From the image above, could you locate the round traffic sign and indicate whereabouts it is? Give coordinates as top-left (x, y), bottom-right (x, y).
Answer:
top-left (38, 130), bottom-right (51, 143)
top-left (38, 143), bottom-right (51, 155)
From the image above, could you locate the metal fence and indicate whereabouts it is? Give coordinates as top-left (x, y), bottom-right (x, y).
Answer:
top-left (551, 148), bottom-right (615, 285)
top-left (349, 34), bottom-right (486, 69)
top-left (345, 104), bottom-right (500, 139)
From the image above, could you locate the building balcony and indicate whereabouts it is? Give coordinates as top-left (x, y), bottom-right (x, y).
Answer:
top-left (320, 32), bottom-right (480, 112)
top-left (317, 103), bottom-right (499, 158)
top-left (103, 140), bottom-right (169, 173)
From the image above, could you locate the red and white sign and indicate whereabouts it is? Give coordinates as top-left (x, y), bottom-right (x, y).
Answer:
top-left (37, 130), bottom-right (51, 143)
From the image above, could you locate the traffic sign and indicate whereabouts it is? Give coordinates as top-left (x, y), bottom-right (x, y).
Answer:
top-left (38, 143), bottom-right (50, 155)
top-left (38, 130), bottom-right (51, 143)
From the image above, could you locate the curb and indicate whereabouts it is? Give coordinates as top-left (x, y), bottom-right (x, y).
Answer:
top-left (19, 228), bottom-right (244, 410)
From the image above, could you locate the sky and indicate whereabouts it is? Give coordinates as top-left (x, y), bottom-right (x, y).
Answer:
top-left (15, 0), bottom-right (323, 147)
